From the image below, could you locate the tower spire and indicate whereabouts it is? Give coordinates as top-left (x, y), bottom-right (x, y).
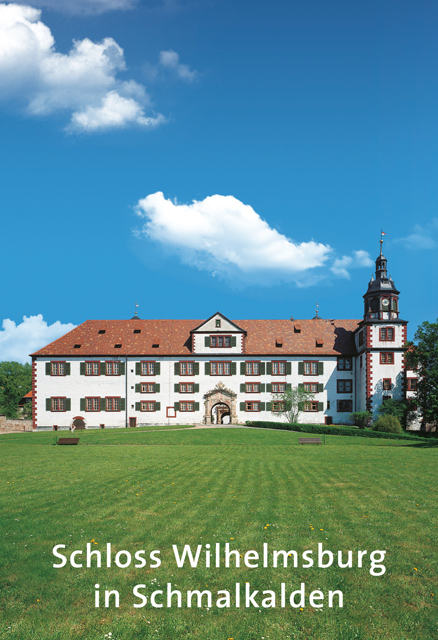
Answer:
top-left (380, 230), bottom-right (386, 256)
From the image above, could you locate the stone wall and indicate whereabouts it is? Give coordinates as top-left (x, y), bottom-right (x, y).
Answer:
top-left (0, 416), bottom-right (33, 432)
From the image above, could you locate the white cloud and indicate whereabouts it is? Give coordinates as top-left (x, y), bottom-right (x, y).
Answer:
top-left (135, 192), bottom-right (333, 284)
top-left (159, 49), bottom-right (198, 82)
top-left (331, 250), bottom-right (373, 279)
top-left (0, 315), bottom-right (76, 364)
top-left (393, 219), bottom-right (438, 250)
top-left (0, 3), bottom-right (165, 132)
top-left (12, 0), bottom-right (137, 16)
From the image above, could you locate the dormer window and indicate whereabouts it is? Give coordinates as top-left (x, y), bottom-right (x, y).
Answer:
top-left (211, 335), bottom-right (231, 348)
top-left (98, 330), bottom-right (106, 334)
top-left (133, 329), bottom-right (141, 334)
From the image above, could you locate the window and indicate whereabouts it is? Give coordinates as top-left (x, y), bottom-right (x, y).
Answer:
top-left (246, 383), bottom-right (260, 393)
top-left (106, 361), bottom-right (120, 376)
top-left (358, 331), bottom-right (364, 347)
top-left (86, 397), bottom-right (100, 412)
top-left (337, 358), bottom-right (352, 371)
top-left (272, 361), bottom-right (286, 375)
top-left (215, 319), bottom-right (221, 328)
top-left (337, 399), bottom-right (352, 412)
top-left (304, 361), bottom-right (318, 375)
top-left (245, 401), bottom-right (260, 412)
top-left (211, 362), bottom-right (231, 375)
top-left (210, 335), bottom-right (231, 347)
top-left (106, 397), bottom-right (120, 411)
top-left (383, 378), bottom-right (392, 391)
top-left (406, 378), bottom-right (417, 391)
top-left (246, 361), bottom-right (260, 375)
top-left (51, 362), bottom-right (65, 376)
top-left (272, 401), bottom-right (285, 411)
top-left (380, 327), bottom-right (395, 341)
top-left (141, 361), bottom-right (155, 375)
top-left (180, 383), bottom-right (194, 393)
top-left (86, 361), bottom-right (100, 376)
top-left (51, 397), bottom-right (65, 412)
top-left (304, 382), bottom-right (319, 393)
top-left (141, 401), bottom-right (156, 412)
top-left (140, 382), bottom-right (155, 393)
top-left (304, 401), bottom-right (319, 412)
top-left (337, 380), bottom-right (352, 393)
top-left (180, 361), bottom-right (194, 375)
top-left (380, 352), bottom-right (394, 364)
top-left (180, 401), bottom-right (195, 412)
top-left (271, 382), bottom-right (286, 393)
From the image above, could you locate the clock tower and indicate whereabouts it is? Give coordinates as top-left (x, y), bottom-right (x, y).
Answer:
top-left (363, 238), bottom-right (400, 321)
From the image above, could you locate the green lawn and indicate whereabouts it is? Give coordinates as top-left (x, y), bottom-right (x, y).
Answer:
top-left (1, 427), bottom-right (437, 640)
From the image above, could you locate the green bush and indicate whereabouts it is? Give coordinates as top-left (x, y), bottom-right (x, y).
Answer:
top-left (373, 414), bottom-right (403, 434)
top-left (350, 411), bottom-right (372, 429)
top-left (244, 420), bottom-right (424, 441)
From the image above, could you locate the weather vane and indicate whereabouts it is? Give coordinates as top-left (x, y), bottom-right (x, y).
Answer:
top-left (134, 301), bottom-right (139, 317)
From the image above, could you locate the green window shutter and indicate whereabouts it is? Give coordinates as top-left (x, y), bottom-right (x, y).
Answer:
top-left (194, 362), bottom-right (199, 375)
top-left (135, 383), bottom-right (140, 392)
top-left (135, 362), bottom-right (141, 375)
top-left (80, 362), bottom-right (85, 375)
top-left (240, 383), bottom-right (245, 392)
top-left (318, 362), bottom-right (324, 376)
top-left (120, 362), bottom-right (125, 376)
top-left (318, 383), bottom-right (324, 392)
top-left (231, 362), bottom-right (236, 375)
top-left (120, 399), bottom-right (125, 411)
top-left (267, 383), bottom-right (271, 392)
top-left (205, 336), bottom-right (211, 347)
top-left (100, 361), bottom-right (106, 375)
top-left (286, 383), bottom-right (291, 391)
top-left (65, 399), bottom-right (71, 411)
top-left (298, 362), bottom-right (304, 375)
top-left (100, 398), bottom-right (106, 411)
top-left (259, 362), bottom-right (265, 375)
top-left (240, 402), bottom-right (246, 411)
top-left (231, 336), bottom-right (236, 347)
top-left (298, 401), bottom-right (304, 411)
top-left (65, 363), bottom-right (71, 376)
top-left (260, 383), bottom-right (265, 392)
top-left (174, 362), bottom-right (180, 375)
top-left (174, 402), bottom-right (180, 411)
top-left (155, 383), bottom-right (160, 392)
top-left (194, 402), bottom-right (199, 411)
top-left (46, 398), bottom-right (52, 411)
top-left (155, 402), bottom-right (161, 411)
top-left (267, 402), bottom-right (272, 411)
top-left (46, 362), bottom-right (51, 375)
top-left (286, 362), bottom-right (291, 375)
top-left (174, 383), bottom-right (180, 392)
top-left (194, 383), bottom-right (199, 393)
top-left (260, 402), bottom-right (265, 411)
top-left (155, 362), bottom-right (161, 375)
top-left (135, 402), bottom-right (141, 411)
top-left (318, 402), bottom-right (324, 412)
top-left (267, 362), bottom-right (272, 375)
top-left (240, 362), bottom-right (245, 374)
top-left (205, 362), bottom-right (211, 375)
top-left (298, 383), bottom-right (304, 391)
top-left (80, 398), bottom-right (85, 411)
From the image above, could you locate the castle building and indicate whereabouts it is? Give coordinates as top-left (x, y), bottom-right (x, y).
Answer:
top-left (31, 244), bottom-right (417, 430)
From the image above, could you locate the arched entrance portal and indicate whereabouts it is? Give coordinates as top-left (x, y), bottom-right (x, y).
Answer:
top-left (71, 416), bottom-right (86, 430)
top-left (211, 402), bottom-right (231, 425)
top-left (203, 382), bottom-right (238, 425)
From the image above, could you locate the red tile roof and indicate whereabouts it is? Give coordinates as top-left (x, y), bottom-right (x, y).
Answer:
top-left (31, 318), bottom-right (361, 357)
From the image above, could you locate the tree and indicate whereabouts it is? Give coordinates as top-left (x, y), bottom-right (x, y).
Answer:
top-left (350, 411), bottom-right (372, 429)
top-left (377, 398), bottom-right (416, 431)
top-left (272, 386), bottom-right (316, 424)
top-left (0, 362), bottom-right (32, 419)
top-left (406, 319), bottom-right (438, 426)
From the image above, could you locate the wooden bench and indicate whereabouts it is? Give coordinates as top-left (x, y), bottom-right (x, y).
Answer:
top-left (56, 438), bottom-right (80, 445)
top-left (299, 437), bottom-right (322, 445)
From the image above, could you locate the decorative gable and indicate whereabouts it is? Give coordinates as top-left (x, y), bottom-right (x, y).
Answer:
top-left (191, 312), bottom-right (246, 354)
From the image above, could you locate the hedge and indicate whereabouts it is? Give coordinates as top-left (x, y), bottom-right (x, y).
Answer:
top-left (244, 420), bottom-right (429, 441)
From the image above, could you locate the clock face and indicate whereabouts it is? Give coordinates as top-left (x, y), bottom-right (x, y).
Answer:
top-left (382, 299), bottom-right (390, 307)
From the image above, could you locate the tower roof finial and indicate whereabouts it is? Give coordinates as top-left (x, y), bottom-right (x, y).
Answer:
top-left (131, 302), bottom-right (140, 320)
top-left (380, 230), bottom-right (386, 256)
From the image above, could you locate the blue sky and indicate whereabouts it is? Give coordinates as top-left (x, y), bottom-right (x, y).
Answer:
top-left (0, 0), bottom-right (437, 361)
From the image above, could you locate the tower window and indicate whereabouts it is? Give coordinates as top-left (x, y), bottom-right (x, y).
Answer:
top-left (380, 327), bottom-right (394, 341)
top-left (380, 352), bottom-right (394, 365)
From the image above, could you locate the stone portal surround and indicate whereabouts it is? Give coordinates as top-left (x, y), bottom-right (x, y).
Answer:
top-left (203, 382), bottom-right (238, 424)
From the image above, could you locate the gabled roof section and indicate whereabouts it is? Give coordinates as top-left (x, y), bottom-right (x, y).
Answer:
top-left (190, 312), bottom-right (246, 334)
top-left (31, 317), bottom-right (361, 357)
